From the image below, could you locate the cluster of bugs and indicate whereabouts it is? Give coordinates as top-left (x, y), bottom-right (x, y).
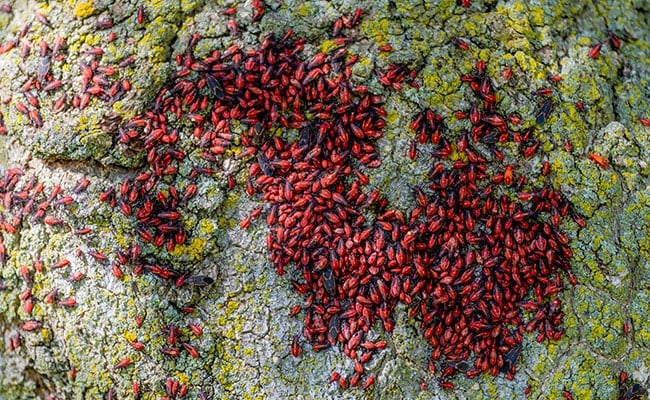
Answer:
top-left (0, 169), bottom-right (80, 260)
top-left (156, 322), bottom-right (203, 360)
top-left (0, 9), bottom-right (156, 397)
top-left (409, 109), bottom-right (444, 160)
top-left (121, 376), bottom-right (210, 400)
top-left (73, 56), bottom-right (133, 109)
top-left (98, 15), bottom-right (390, 387)
top-left (59, 5), bottom-right (583, 393)
top-left (105, 317), bottom-right (206, 391)
top-left (331, 8), bottom-right (363, 37)
top-left (237, 43), bottom-right (390, 390)
top-left (0, 169), bottom-right (90, 352)
top-left (5, 2), bottom-right (641, 398)
top-left (376, 63), bottom-right (420, 90)
top-left (375, 61), bottom-right (579, 387)
top-left (0, 6), bottom-right (136, 132)
top-left (99, 176), bottom-right (191, 253)
top-left (160, 377), bottom-right (189, 399)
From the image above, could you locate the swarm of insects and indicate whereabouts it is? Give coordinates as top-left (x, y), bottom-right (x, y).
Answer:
top-left (400, 61), bottom-right (579, 386)
top-left (0, 2), bottom-right (588, 395)
top-left (93, 8), bottom-right (580, 391)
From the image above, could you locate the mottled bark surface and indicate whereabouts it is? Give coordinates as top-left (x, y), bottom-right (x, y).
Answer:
top-left (1, 1), bottom-right (649, 399)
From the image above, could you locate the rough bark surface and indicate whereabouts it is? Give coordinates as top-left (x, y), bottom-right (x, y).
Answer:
top-left (1, 1), bottom-right (649, 399)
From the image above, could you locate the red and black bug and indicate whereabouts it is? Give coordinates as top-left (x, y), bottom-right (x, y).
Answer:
top-left (136, 5), bottom-right (145, 25)
top-left (588, 42), bottom-right (602, 59)
top-left (452, 37), bottom-right (470, 50)
top-left (291, 335), bottom-right (302, 357)
top-left (608, 30), bottom-right (622, 49)
top-left (588, 153), bottom-right (608, 168)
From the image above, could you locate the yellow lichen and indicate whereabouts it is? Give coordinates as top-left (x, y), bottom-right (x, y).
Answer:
top-left (296, 3), bottom-right (314, 17)
top-left (510, 0), bottom-right (526, 12)
top-left (84, 34), bottom-right (101, 46)
top-left (74, 1), bottom-right (94, 19)
top-left (123, 331), bottom-right (137, 342)
top-left (319, 40), bottom-right (338, 54)
top-left (236, 262), bottom-right (249, 274)
top-left (386, 109), bottom-right (399, 125)
top-left (177, 373), bottom-right (190, 385)
top-left (40, 327), bottom-right (52, 341)
top-left (168, 237), bottom-right (206, 260)
top-left (226, 301), bottom-right (239, 313)
top-left (198, 218), bottom-right (216, 234)
top-left (361, 18), bottom-right (389, 43)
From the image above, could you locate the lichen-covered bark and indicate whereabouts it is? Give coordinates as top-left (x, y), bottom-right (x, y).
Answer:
top-left (0, 1), bottom-right (649, 399)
